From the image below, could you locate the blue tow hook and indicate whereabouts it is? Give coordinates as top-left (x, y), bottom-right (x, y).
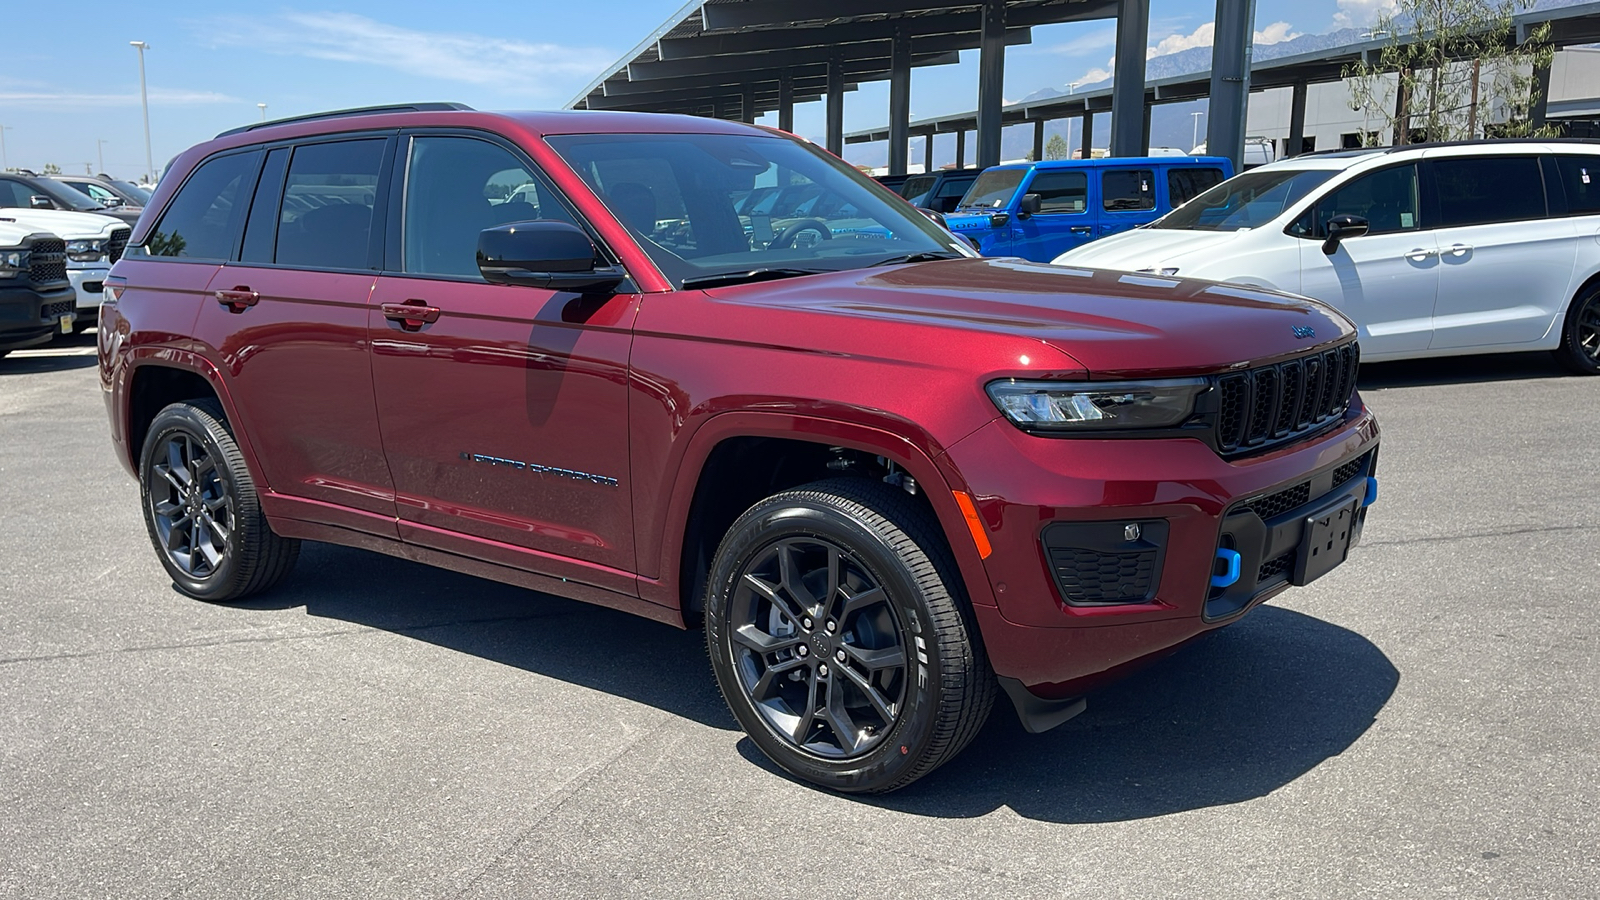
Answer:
top-left (1363, 476), bottom-right (1379, 507)
top-left (1210, 548), bottom-right (1242, 589)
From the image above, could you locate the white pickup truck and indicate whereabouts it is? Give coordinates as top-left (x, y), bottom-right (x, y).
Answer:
top-left (0, 208), bottom-right (130, 332)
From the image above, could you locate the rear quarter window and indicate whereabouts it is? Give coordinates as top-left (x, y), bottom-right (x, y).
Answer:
top-left (1555, 155), bottom-right (1600, 215)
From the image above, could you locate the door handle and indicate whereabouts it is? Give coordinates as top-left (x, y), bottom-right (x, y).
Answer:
top-left (1405, 248), bottom-right (1437, 262)
top-left (1446, 243), bottom-right (1473, 257)
top-left (1069, 226), bottom-right (1092, 234)
top-left (214, 286), bottom-right (259, 313)
top-left (381, 300), bottom-right (442, 332)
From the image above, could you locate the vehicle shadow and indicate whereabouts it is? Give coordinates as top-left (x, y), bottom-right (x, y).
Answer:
top-left (0, 352), bottom-right (97, 375)
top-left (743, 604), bottom-right (1398, 823)
top-left (235, 542), bottom-right (736, 730)
top-left (1358, 351), bottom-right (1567, 389)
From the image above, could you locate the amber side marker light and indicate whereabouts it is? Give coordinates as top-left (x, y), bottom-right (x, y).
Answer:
top-left (951, 490), bottom-right (992, 560)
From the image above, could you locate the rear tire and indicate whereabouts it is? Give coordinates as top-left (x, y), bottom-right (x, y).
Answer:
top-left (138, 399), bottom-right (300, 602)
top-left (1554, 285), bottom-right (1600, 375)
top-left (704, 477), bottom-right (994, 794)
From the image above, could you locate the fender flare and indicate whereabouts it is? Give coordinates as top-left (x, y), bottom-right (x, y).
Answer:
top-left (119, 348), bottom-right (270, 492)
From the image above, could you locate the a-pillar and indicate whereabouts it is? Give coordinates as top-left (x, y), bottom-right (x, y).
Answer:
top-left (778, 72), bottom-right (795, 133)
top-left (826, 52), bottom-right (845, 155)
top-left (888, 28), bottom-right (912, 175)
top-left (1110, 0), bottom-right (1150, 157)
top-left (976, 0), bottom-right (1006, 167)
top-left (1205, 0), bottom-right (1256, 170)
top-left (1033, 119), bottom-right (1045, 161)
top-left (1287, 82), bottom-right (1307, 156)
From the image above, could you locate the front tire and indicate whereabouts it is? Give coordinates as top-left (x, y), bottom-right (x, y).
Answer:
top-left (138, 399), bottom-right (300, 602)
top-left (705, 478), bottom-right (994, 793)
top-left (1554, 285), bottom-right (1600, 375)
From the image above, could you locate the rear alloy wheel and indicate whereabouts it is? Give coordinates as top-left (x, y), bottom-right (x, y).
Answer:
top-left (705, 478), bottom-right (993, 793)
top-left (1554, 286), bottom-right (1600, 375)
top-left (139, 399), bottom-right (299, 601)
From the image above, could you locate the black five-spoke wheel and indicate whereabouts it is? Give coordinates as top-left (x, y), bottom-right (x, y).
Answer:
top-left (1557, 286), bottom-right (1600, 375)
top-left (139, 399), bottom-right (300, 602)
top-left (706, 478), bottom-right (994, 794)
top-left (730, 536), bottom-right (907, 758)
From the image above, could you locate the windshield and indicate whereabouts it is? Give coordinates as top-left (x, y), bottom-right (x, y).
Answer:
top-left (546, 132), bottom-right (967, 287)
top-left (957, 169), bottom-right (1026, 210)
top-left (1153, 168), bottom-right (1336, 231)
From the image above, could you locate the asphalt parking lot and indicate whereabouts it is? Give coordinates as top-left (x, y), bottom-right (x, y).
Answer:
top-left (1, 334), bottom-right (1596, 899)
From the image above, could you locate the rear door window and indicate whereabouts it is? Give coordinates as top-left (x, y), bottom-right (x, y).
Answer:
top-left (1026, 170), bottom-right (1088, 213)
top-left (1167, 167), bottom-right (1226, 206)
top-left (1432, 156), bottom-right (1546, 228)
top-left (1102, 169), bottom-right (1155, 211)
top-left (137, 150), bottom-right (260, 260)
top-left (274, 139), bottom-right (385, 270)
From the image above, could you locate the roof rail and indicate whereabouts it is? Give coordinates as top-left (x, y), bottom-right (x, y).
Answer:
top-left (215, 103), bottom-right (474, 138)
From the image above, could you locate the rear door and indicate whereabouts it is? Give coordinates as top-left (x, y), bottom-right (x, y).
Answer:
top-left (1098, 167), bottom-right (1158, 237)
top-left (1426, 153), bottom-right (1577, 350)
top-left (1296, 162), bottom-right (1439, 356)
top-left (189, 135), bottom-right (399, 535)
top-left (1009, 168), bottom-right (1092, 261)
top-left (368, 132), bottom-right (638, 587)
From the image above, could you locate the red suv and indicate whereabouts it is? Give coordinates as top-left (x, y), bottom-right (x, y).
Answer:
top-left (99, 104), bottom-right (1380, 793)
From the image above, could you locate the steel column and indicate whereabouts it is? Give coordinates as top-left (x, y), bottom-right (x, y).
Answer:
top-left (742, 83), bottom-right (756, 123)
top-left (1287, 82), bottom-right (1307, 156)
top-left (1110, 0), bottom-right (1150, 157)
top-left (1394, 68), bottom-right (1411, 145)
top-left (976, 0), bottom-right (1006, 167)
top-left (1033, 119), bottom-right (1045, 160)
top-left (925, 134), bottom-right (935, 172)
top-left (889, 29), bottom-right (912, 175)
top-left (779, 72), bottom-right (795, 133)
top-left (1080, 112), bottom-right (1095, 158)
top-left (1531, 59), bottom-right (1552, 131)
top-left (1205, 0), bottom-right (1256, 170)
top-left (956, 129), bottom-right (966, 168)
top-left (826, 51), bottom-right (845, 154)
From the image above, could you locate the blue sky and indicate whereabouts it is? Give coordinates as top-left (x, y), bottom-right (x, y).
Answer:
top-left (0, 0), bottom-right (1385, 180)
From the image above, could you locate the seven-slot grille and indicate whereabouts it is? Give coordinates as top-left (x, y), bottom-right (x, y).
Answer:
top-left (106, 227), bottom-right (130, 264)
top-left (28, 237), bottom-right (67, 287)
top-left (1215, 342), bottom-right (1360, 456)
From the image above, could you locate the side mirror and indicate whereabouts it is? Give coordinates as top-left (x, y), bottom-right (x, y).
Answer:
top-left (1018, 193), bottom-right (1042, 217)
top-left (1321, 214), bottom-right (1370, 255)
top-left (29, 195), bottom-right (53, 209)
top-left (477, 221), bottom-right (625, 293)
top-left (914, 206), bottom-right (948, 229)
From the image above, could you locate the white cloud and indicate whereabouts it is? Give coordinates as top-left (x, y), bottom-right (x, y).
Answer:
top-left (201, 11), bottom-right (614, 92)
top-left (1147, 21), bottom-right (1300, 58)
top-left (1334, 0), bottom-right (1399, 29)
top-left (0, 88), bottom-right (241, 108)
top-left (1254, 22), bottom-right (1301, 45)
top-left (1048, 26), bottom-right (1118, 55)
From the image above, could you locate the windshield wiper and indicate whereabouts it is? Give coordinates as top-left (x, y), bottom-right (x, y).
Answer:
top-left (680, 268), bottom-right (827, 290)
top-left (869, 251), bottom-right (966, 267)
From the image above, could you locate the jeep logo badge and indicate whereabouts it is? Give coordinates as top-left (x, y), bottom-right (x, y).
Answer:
top-left (1292, 325), bottom-right (1316, 339)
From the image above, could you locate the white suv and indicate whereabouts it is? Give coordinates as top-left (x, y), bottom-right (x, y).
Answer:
top-left (0, 208), bottom-right (130, 331)
top-left (1055, 141), bottom-right (1600, 374)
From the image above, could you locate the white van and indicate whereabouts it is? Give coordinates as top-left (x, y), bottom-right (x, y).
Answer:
top-left (1055, 141), bottom-right (1600, 374)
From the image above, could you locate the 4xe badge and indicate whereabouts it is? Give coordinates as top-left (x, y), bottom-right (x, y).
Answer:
top-left (1292, 325), bottom-right (1317, 339)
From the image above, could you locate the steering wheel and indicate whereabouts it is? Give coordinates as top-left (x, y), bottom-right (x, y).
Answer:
top-left (768, 218), bottom-right (832, 250)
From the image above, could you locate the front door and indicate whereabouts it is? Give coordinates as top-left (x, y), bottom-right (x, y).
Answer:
top-left (187, 137), bottom-right (399, 534)
top-left (1296, 162), bottom-right (1440, 356)
top-left (369, 134), bottom-right (638, 586)
top-left (1010, 168), bottom-right (1092, 261)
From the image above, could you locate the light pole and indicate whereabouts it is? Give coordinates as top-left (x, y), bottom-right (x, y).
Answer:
top-left (130, 41), bottom-right (153, 183)
top-left (0, 125), bottom-right (10, 172)
top-left (1191, 111), bottom-right (1205, 152)
top-left (258, 102), bottom-right (268, 122)
top-left (96, 138), bottom-right (109, 175)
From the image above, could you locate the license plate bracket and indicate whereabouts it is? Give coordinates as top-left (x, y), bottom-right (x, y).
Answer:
top-left (1291, 497), bottom-right (1359, 586)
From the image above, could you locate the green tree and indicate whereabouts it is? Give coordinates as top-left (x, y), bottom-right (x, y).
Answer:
top-left (42, 163), bottom-right (61, 175)
top-left (1345, 0), bottom-right (1556, 144)
top-left (1043, 133), bottom-right (1071, 160)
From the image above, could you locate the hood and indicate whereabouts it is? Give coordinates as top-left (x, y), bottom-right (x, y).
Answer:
top-left (1054, 227), bottom-right (1247, 269)
top-left (0, 221), bottom-right (44, 246)
top-left (708, 257), bottom-right (1355, 378)
top-left (0, 208), bottom-right (126, 239)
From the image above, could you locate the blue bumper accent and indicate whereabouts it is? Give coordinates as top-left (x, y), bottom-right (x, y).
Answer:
top-left (1363, 476), bottom-right (1379, 507)
top-left (1210, 548), bottom-right (1242, 589)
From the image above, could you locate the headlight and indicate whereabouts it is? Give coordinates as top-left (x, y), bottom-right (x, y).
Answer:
top-left (65, 239), bottom-right (107, 262)
top-left (0, 248), bottom-right (25, 277)
top-left (987, 378), bottom-right (1208, 431)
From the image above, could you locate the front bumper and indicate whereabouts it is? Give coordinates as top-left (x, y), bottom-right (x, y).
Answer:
top-left (0, 284), bottom-right (77, 351)
top-left (68, 264), bottom-right (112, 312)
top-left (941, 401), bottom-right (1379, 700)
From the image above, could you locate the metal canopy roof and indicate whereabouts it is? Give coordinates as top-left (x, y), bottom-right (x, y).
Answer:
top-left (567, 0), bottom-right (1118, 119)
top-left (845, 0), bottom-right (1600, 145)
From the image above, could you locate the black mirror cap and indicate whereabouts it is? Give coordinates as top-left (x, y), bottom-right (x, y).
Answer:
top-left (477, 220), bottom-right (625, 293)
top-left (29, 195), bottom-right (53, 209)
top-left (915, 206), bottom-right (948, 229)
top-left (1019, 192), bottom-right (1043, 215)
top-left (1321, 214), bottom-right (1370, 256)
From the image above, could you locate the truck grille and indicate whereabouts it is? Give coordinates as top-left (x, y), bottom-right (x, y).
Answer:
top-left (42, 299), bottom-right (75, 320)
top-left (1215, 342), bottom-right (1359, 457)
top-left (106, 226), bottom-right (130, 264)
top-left (29, 237), bottom-right (68, 286)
